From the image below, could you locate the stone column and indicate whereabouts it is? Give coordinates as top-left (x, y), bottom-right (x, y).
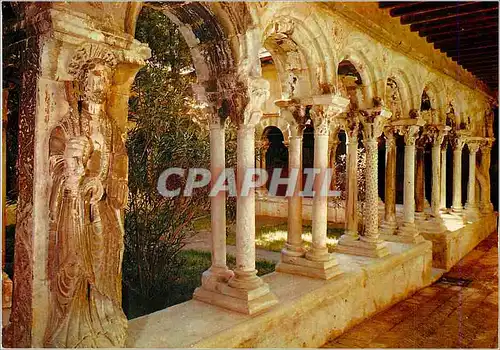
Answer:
top-left (479, 139), bottom-right (494, 214)
top-left (451, 136), bottom-right (465, 212)
top-left (424, 127), bottom-right (447, 232)
top-left (414, 143), bottom-right (426, 221)
top-left (440, 142), bottom-right (447, 211)
top-left (196, 114), bottom-right (233, 292)
top-left (196, 77), bottom-right (277, 314)
top-left (396, 125), bottom-right (424, 243)
top-left (337, 109), bottom-right (391, 257)
top-left (307, 109), bottom-right (333, 261)
top-left (278, 94), bottom-right (348, 279)
top-left (279, 103), bottom-right (306, 259)
top-left (339, 120), bottom-right (359, 243)
top-left (464, 141), bottom-right (480, 222)
top-left (256, 140), bottom-right (269, 195)
top-left (380, 128), bottom-right (397, 235)
top-left (329, 139), bottom-right (340, 190)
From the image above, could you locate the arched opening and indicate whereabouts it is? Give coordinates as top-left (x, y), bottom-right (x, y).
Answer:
top-left (338, 59), bottom-right (363, 110)
top-left (395, 133), bottom-right (405, 204)
top-left (262, 126), bottom-right (289, 196)
top-left (420, 89), bottom-right (432, 111)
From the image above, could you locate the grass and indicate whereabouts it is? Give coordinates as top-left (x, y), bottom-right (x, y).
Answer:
top-left (124, 250), bottom-right (276, 319)
top-left (226, 223), bottom-right (344, 253)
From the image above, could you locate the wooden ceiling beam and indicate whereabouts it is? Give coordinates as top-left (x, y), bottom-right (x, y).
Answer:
top-left (411, 8), bottom-right (498, 32)
top-left (436, 37), bottom-right (498, 51)
top-left (400, 2), bottom-right (491, 25)
top-left (446, 44), bottom-right (498, 56)
top-left (391, 2), bottom-right (473, 17)
top-left (431, 30), bottom-right (497, 46)
top-left (426, 23), bottom-right (498, 43)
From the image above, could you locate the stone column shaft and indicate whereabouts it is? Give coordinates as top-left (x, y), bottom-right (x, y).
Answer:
top-left (381, 131), bottom-right (397, 233)
top-left (431, 143), bottom-right (441, 217)
top-left (415, 147), bottom-right (425, 217)
top-left (308, 129), bottom-right (330, 261)
top-left (440, 147), bottom-right (447, 210)
top-left (361, 138), bottom-right (380, 241)
top-left (464, 142), bottom-right (480, 222)
top-left (231, 125), bottom-right (260, 288)
top-left (209, 120), bottom-right (230, 274)
top-left (404, 144), bottom-right (417, 223)
top-left (329, 140), bottom-right (339, 190)
top-left (284, 135), bottom-right (304, 256)
top-left (344, 134), bottom-right (359, 239)
top-left (452, 144), bottom-right (464, 212)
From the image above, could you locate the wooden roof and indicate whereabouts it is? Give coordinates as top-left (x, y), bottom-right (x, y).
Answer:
top-left (379, 1), bottom-right (498, 92)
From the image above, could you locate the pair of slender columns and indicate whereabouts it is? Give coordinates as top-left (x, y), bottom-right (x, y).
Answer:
top-left (194, 115), bottom-right (277, 314)
top-left (395, 125), bottom-right (423, 242)
top-left (337, 111), bottom-right (390, 257)
top-left (277, 98), bottom-right (347, 279)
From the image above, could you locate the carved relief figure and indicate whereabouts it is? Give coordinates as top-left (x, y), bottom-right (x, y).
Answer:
top-left (44, 44), bottom-right (128, 348)
top-left (386, 78), bottom-right (402, 119)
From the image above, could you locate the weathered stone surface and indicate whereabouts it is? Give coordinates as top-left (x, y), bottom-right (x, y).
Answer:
top-left (127, 240), bottom-right (432, 348)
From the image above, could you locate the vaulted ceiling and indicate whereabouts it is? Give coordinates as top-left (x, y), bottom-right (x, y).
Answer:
top-left (379, 1), bottom-right (498, 92)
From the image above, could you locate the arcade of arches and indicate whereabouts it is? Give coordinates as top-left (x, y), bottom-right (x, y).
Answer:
top-left (2, 2), bottom-right (498, 348)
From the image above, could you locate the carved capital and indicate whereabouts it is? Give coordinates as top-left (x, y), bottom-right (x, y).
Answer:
top-left (451, 135), bottom-right (466, 151)
top-left (359, 107), bottom-right (391, 140)
top-left (242, 77), bottom-right (270, 127)
top-left (384, 127), bottom-right (396, 149)
top-left (397, 125), bottom-right (421, 146)
top-left (467, 140), bottom-right (481, 154)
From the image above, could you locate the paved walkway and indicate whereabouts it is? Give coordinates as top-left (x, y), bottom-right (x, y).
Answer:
top-left (323, 231), bottom-right (498, 348)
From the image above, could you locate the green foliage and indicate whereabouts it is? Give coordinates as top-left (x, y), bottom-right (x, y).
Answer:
top-left (124, 250), bottom-right (275, 319)
top-left (123, 7), bottom-right (212, 315)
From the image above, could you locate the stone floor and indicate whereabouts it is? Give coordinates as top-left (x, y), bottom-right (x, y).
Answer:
top-left (323, 231), bottom-right (498, 349)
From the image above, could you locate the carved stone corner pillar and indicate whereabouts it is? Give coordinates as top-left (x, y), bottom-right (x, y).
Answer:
top-left (390, 118), bottom-right (426, 244)
top-left (451, 136), bottom-right (466, 213)
top-left (5, 6), bottom-right (150, 348)
top-left (277, 94), bottom-right (348, 279)
top-left (479, 138), bottom-right (495, 214)
top-left (195, 76), bottom-right (278, 314)
top-left (380, 126), bottom-right (397, 235)
top-left (464, 140), bottom-right (481, 222)
top-left (336, 107), bottom-right (391, 258)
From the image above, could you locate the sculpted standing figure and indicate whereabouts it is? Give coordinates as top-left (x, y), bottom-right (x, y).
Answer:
top-left (45, 44), bottom-right (128, 347)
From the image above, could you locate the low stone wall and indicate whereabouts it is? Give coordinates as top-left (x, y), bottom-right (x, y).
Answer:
top-left (127, 240), bottom-right (432, 348)
top-left (421, 212), bottom-right (498, 270)
top-left (256, 195), bottom-right (346, 223)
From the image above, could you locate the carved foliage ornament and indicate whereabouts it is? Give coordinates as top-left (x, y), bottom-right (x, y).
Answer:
top-left (45, 43), bottom-right (127, 348)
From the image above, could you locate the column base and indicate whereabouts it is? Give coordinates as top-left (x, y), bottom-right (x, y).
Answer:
top-left (276, 254), bottom-right (342, 280)
top-left (388, 222), bottom-right (425, 244)
top-left (480, 202), bottom-right (494, 215)
top-left (281, 244), bottom-right (305, 258)
top-left (379, 219), bottom-right (397, 235)
top-left (420, 216), bottom-right (448, 234)
top-left (451, 205), bottom-right (463, 213)
top-left (414, 211), bottom-right (427, 222)
top-left (193, 270), bottom-right (278, 315)
top-left (335, 238), bottom-right (389, 258)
